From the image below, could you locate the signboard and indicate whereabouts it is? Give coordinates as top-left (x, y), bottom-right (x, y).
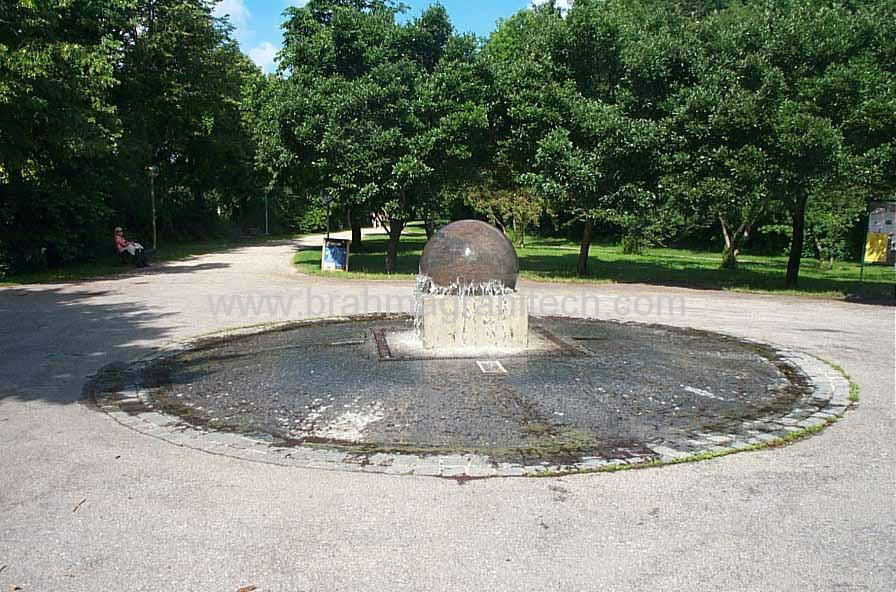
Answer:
top-left (321, 238), bottom-right (350, 271)
top-left (864, 202), bottom-right (896, 265)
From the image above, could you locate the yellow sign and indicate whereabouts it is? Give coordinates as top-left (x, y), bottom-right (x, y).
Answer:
top-left (864, 232), bottom-right (889, 264)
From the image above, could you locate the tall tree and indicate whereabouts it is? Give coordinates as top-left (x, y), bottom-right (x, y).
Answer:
top-left (664, 0), bottom-right (892, 283)
top-left (531, 101), bottom-right (662, 274)
top-left (484, 2), bottom-right (569, 185)
top-left (112, 0), bottom-right (256, 239)
top-left (274, 0), bottom-right (487, 272)
top-left (492, 0), bottom-right (671, 275)
top-left (663, 20), bottom-right (778, 270)
top-left (0, 0), bottom-right (131, 270)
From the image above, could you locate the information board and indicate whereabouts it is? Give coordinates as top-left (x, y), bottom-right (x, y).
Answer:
top-left (321, 238), bottom-right (351, 271)
top-left (864, 202), bottom-right (896, 265)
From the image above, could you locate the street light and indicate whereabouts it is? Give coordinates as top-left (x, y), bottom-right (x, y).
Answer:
top-left (146, 165), bottom-right (159, 250)
top-left (264, 189), bottom-right (270, 236)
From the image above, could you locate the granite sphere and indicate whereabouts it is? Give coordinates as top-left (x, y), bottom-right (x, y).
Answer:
top-left (419, 219), bottom-right (519, 292)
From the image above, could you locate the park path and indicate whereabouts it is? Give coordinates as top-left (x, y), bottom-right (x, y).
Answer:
top-left (0, 231), bottom-right (893, 592)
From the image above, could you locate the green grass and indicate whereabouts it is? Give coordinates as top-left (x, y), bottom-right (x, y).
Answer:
top-left (1, 234), bottom-right (291, 285)
top-left (294, 223), bottom-right (895, 299)
top-left (812, 356), bottom-right (861, 403)
top-left (532, 419), bottom-right (843, 478)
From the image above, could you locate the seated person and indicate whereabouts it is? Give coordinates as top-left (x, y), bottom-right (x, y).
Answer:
top-left (114, 227), bottom-right (147, 267)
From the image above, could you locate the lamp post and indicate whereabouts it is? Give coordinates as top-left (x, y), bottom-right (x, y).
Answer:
top-left (146, 165), bottom-right (159, 250)
top-left (264, 190), bottom-right (270, 235)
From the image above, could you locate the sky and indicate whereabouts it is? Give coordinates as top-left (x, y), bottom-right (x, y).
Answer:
top-left (212, 0), bottom-right (569, 73)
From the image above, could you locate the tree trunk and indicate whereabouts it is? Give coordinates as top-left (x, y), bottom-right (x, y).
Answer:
top-left (385, 219), bottom-right (405, 274)
top-left (720, 246), bottom-right (738, 270)
top-left (785, 194), bottom-right (808, 289)
top-left (513, 215), bottom-right (525, 247)
top-left (719, 217), bottom-right (738, 270)
top-left (813, 238), bottom-right (823, 269)
top-left (577, 218), bottom-right (594, 277)
top-left (349, 207), bottom-right (363, 250)
top-left (424, 219), bottom-right (436, 240)
top-left (719, 217), bottom-right (755, 270)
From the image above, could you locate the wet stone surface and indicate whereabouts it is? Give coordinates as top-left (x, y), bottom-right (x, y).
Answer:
top-left (130, 316), bottom-right (811, 466)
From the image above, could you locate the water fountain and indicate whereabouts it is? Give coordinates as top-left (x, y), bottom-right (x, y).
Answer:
top-left (89, 220), bottom-right (853, 477)
top-left (415, 220), bottom-right (528, 351)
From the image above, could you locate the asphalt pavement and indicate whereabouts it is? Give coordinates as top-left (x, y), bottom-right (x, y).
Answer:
top-left (1, 229), bottom-right (893, 592)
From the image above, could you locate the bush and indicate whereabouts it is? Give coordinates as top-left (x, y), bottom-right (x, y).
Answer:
top-left (292, 204), bottom-right (329, 234)
top-left (621, 233), bottom-right (648, 255)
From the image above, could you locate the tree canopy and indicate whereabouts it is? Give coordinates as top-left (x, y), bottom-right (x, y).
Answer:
top-left (2, 0), bottom-right (893, 287)
top-left (1, 0), bottom-right (259, 272)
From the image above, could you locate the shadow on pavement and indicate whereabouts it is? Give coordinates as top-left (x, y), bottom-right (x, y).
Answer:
top-left (0, 287), bottom-right (176, 405)
top-left (138, 262), bottom-right (231, 276)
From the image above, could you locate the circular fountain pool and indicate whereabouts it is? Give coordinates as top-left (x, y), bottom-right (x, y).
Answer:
top-left (90, 314), bottom-right (851, 476)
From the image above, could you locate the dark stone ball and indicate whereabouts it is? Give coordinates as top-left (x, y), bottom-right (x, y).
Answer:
top-left (419, 219), bottom-right (519, 292)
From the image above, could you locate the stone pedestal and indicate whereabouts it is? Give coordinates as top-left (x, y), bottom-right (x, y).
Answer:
top-left (418, 294), bottom-right (528, 350)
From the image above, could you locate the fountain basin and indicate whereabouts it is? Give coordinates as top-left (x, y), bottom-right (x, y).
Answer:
top-left (102, 315), bottom-right (827, 467)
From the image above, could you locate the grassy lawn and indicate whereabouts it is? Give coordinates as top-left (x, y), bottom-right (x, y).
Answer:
top-left (295, 224), bottom-right (895, 299)
top-left (1, 235), bottom-right (290, 285)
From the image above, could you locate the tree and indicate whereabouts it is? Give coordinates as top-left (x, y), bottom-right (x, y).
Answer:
top-left (274, 1), bottom-right (487, 272)
top-left (531, 102), bottom-right (662, 275)
top-left (112, 0), bottom-right (258, 239)
top-left (769, 104), bottom-right (844, 286)
top-left (0, 0), bottom-right (131, 270)
top-left (466, 184), bottom-right (546, 247)
top-left (709, 0), bottom-right (887, 287)
top-left (484, 3), bottom-right (570, 190)
top-left (663, 56), bottom-right (776, 269)
top-left (376, 25), bottom-right (490, 272)
top-left (663, 0), bottom-right (892, 282)
top-left (492, 0), bottom-right (667, 275)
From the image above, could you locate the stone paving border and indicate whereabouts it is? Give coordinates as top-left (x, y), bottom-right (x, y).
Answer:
top-left (90, 317), bottom-right (856, 478)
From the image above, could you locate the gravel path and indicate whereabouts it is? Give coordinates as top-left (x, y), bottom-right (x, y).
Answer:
top-left (1, 229), bottom-right (893, 592)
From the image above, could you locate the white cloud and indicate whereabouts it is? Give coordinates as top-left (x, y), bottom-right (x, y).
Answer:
top-left (532, 0), bottom-right (573, 10)
top-left (249, 41), bottom-right (279, 73)
top-left (214, 0), bottom-right (253, 41)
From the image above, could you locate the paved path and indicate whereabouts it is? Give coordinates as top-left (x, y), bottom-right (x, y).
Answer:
top-left (1, 230), bottom-right (893, 592)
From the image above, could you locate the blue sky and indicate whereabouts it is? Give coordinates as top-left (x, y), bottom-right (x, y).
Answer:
top-left (213, 0), bottom-right (559, 72)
